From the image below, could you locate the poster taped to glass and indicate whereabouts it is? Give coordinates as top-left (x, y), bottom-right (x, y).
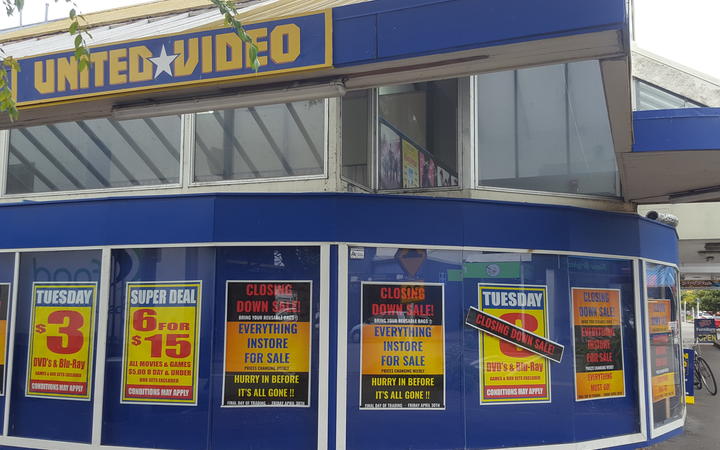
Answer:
top-left (223, 281), bottom-right (312, 407)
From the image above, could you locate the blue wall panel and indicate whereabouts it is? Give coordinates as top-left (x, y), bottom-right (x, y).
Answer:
top-left (0, 194), bottom-right (678, 265)
top-left (333, 0), bottom-right (626, 66)
top-left (633, 108), bottom-right (720, 152)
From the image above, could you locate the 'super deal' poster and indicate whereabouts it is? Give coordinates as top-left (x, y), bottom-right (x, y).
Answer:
top-left (478, 283), bottom-right (550, 404)
top-left (571, 288), bottom-right (625, 401)
top-left (121, 281), bottom-right (202, 405)
top-left (26, 282), bottom-right (97, 400)
top-left (223, 281), bottom-right (312, 407)
top-left (360, 282), bottom-right (445, 409)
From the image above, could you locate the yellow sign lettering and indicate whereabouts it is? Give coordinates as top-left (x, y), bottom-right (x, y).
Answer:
top-left (270, 24), bottom-right (301, 64)
top-left (108, 48), bottom-right (128, 85)
top-left (56, 57), bottom-right (78, 92)
top-left (246, 28), bottom-right (268, 68)
top-left (34, 60), bottom-right (55, 94)
top-left (215, 32), bottom-right (244, 72)
top-left (90, 52), bottom-right (108, 87)
top-left (129, 46), bottom-right (153, 82)
top-left (173, 38), bottom-right (199, 77)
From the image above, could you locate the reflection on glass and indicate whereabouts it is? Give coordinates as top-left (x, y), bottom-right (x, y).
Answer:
top-left (7, 116), bottom-right (182, 194)
top-left (341, 90), bottom-right (370, 187)
top-left (635, 79), bottom-right (703, 111)
top-left (646, 262), bottom-right (684, 428)
top-left (193, 100), bottom-right (325, 182)
top-left (476, 60), bottom-right (619, 196)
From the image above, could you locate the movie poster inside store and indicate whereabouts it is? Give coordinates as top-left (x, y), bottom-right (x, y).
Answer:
top-left (26, 282), bottom-right (97, 400)
top-left (571, 288), bottom-right (625, 401)
top-left (121, 281), bottom-right (202, 405)
top-left (360, 282), bottom-right (445, 409)
top-left (402, 140), bottom-right (420, 188)
top-left (379, 123), bottom-right (402, 190)
top-left (649, 299), bottom-right (676, 402)
top-left (419, 152), bottom-right (436, 188)
top-left (0, 283), bottom-right (9, 395)
top-left (478, 283), bottom-right (550, 404)
top-left (223, 281), bottom-right (312, 407)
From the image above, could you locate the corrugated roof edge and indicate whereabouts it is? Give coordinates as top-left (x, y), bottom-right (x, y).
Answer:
top-left (0, 0), bottom-right (253, 44)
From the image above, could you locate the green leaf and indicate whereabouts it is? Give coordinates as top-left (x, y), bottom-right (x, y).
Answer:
top-left (77, 59), bottom-right (87, 72)
top-left (74, 34), bottom-right (82, 48)
top-left (69, 8), bottom-right (75, 19)
top-left (14, 0), bottom-right (23, 11)
top-left (69, 20), bottom-right (78, 34)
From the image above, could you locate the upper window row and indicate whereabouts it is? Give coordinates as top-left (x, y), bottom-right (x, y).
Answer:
top-left (6, 60), bottom-right (619, 198)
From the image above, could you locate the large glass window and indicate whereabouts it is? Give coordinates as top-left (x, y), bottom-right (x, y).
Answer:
top-left (344, 247), bottom-right (641, 449)
top-left (476, 60), bottom-right (619, 196)
top-left (378, 80), bottom-right (459, 189)
top-left (634, 79), bottom-right (704, 110)
top-left (193, 100), bottom-right (325, 183)
top-left (646, 262), bottom-right (684, 429)
top-left (7, 116), bottom-right (182, 195)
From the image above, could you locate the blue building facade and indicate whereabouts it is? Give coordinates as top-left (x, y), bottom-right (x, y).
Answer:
top-left (0, 0), bottom-right (689, 448)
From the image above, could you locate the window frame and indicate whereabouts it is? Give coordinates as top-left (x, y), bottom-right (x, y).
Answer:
top-left (372, 81), bottom-right (465, 194)
top-left (188, 98), bottom-right (331, 188)
top-left (472, 60), bottom-right (624, 200)
top-left (0, 116), bottom-right (187, 199)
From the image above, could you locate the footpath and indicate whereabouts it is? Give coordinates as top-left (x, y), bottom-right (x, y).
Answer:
top-left (650, 321), bottom-right (720, 449)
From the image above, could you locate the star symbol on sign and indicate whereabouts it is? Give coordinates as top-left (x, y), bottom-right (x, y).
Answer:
top-left (149, 45), bottom-right (179, 78)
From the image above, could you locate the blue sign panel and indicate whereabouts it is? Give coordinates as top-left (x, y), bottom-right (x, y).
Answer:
top-left (684, 349), bottom-right (694, 403)
top-left (12, 11), bottom-right (332, 107)
top-left (694, 318), bottom-right (717, 343)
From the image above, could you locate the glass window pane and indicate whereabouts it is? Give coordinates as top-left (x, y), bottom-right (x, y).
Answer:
top-left (341, 90), bottom-right (370, 187)
top-left (7, 116), bottom-right (181, 195)
top-left (477, 61), bottom-right (619, 196)
top-left (101, 248), bottom-right (214, 449)
top-left (193, 100), bottom-right (325, 182)
top-left (646, 262), bottom-right (684, 429)
top-left (9, 251), bottom-right (101, 443)
top-left (635, 79), bottom-right (704, 110)
top-left (378, 80), bottom-right (459, 189)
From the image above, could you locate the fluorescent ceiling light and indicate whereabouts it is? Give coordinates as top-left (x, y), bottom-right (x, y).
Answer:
top-left (112, 81), bottom-right (346, 121)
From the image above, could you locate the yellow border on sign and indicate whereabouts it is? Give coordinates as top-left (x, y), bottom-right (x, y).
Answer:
top-left (25, 283), bottom-right (97, 400)
top-left (15, 10), bottom-right (333, 108)
top-left (478, 284), bottom-right (551, 404)
top-left (121, 281), bottom-right (202, 405)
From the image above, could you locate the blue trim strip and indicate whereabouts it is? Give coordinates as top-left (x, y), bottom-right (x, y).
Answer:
top-left (0, 193), bottom-right (678, 264)
top-left (633, 108), bottom-right (720, 152)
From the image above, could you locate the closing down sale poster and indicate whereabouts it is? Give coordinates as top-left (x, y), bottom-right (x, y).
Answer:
top-left (571, 288), bottom-right (625, 401)
top-left (478, 283), bottom-right (550, 404)
top-left (224, 281), bottom-right (312, 407)
top-left (360, 282), bottom-right (445, 409)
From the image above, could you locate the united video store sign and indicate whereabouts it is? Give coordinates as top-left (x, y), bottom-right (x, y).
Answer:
top-left (11, 11), bottom-right (332, 107)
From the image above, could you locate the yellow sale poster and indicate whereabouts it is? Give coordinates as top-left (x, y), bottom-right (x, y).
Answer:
top-left (649, 299), bottom-right (672, 333)
top-left (223, 281), bottom-right (312, 407)
top-left (571, 288), bottom-right (625, 401)
top-left (0, 283), bottom-right (9, 396)
top-left (122, 281), bottom-right (202, 405)
top-left (402, 140), bottom-right (420, 188)
top-left (26, 282), bottom-right (97, 400)
top-left (360, 282), bottom-right (445, 409)
top-left (652, 372), bottom-right (676, 402)
top-left (478, 283), bottom-right (550, 404)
